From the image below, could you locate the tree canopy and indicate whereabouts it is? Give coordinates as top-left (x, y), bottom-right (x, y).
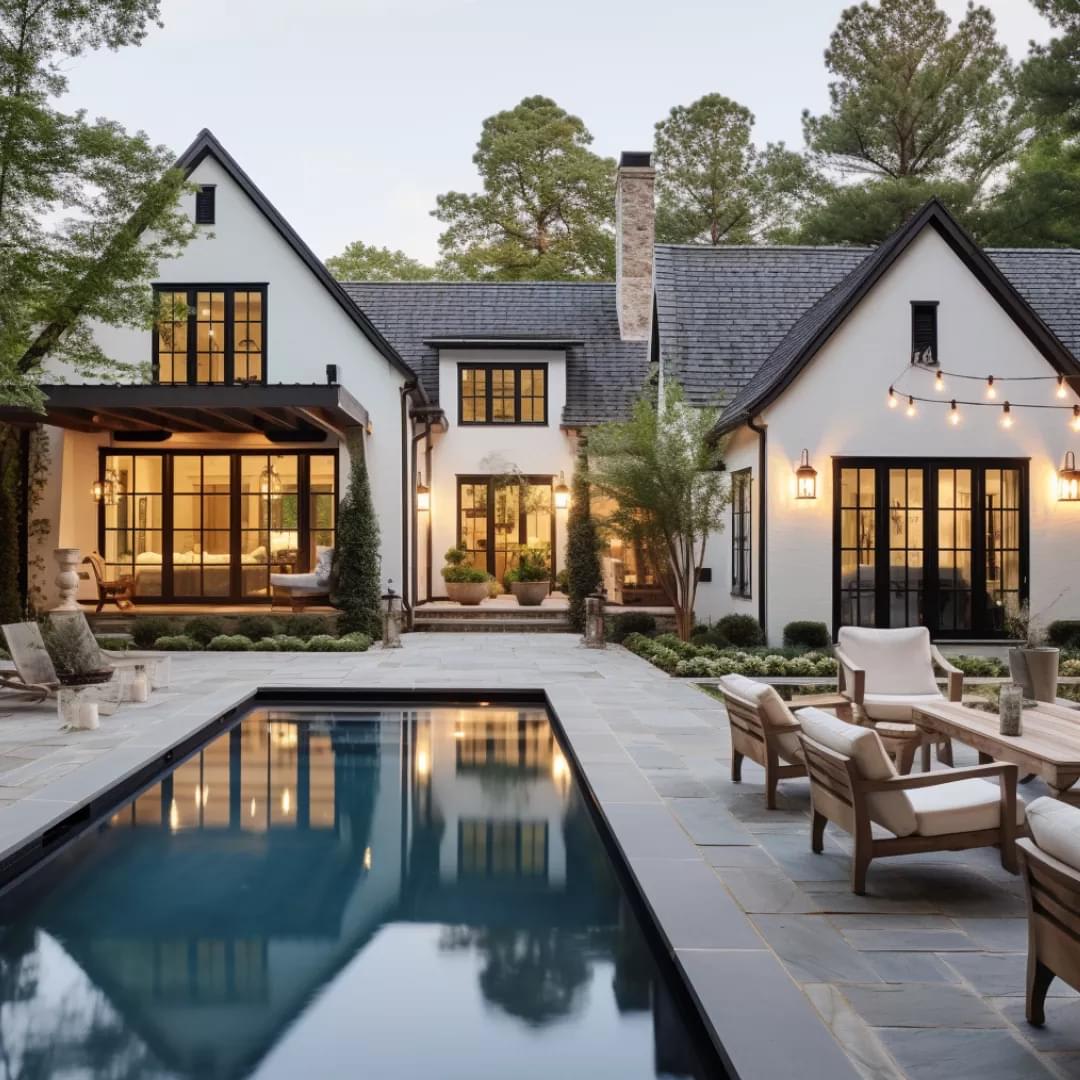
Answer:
top-left (1021, 0), bottom-right (1080, 136)
top-left (433, 96), bottom-right (615, 280)
top-left (325, 240), bottom-right (441, 281)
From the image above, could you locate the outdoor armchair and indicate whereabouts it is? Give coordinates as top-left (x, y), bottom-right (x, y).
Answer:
top-left (798, 708), bottom-right (1024, 895)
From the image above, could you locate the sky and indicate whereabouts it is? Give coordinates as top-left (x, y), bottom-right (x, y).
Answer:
top-left (61, 0), bottom-right (1052, 265)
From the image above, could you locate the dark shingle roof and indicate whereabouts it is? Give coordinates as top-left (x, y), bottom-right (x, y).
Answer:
top-left (340, 282), bottom-right (648, 425)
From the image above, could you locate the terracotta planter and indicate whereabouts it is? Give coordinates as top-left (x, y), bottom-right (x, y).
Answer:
top-left (1008, 647), bottom-right (1060, 703)
top-left (511, 581), bottom-right (550, 607)
top-left (445, 581), bottom-right (489, 606)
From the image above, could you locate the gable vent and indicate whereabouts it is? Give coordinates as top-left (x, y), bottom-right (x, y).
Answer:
top-left (195, 185), bottom-right (216, 225)
top-left (911, 301), bottom-right (938, 366)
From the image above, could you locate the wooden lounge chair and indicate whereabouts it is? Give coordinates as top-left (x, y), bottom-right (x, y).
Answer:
top-left (835, 626), bottom-right (959, 771)
top-left (46, 610), bottom-right (170, 691)
top-left (1017, 798), bottom-right (1080, 1027)
top-left (83, 551), bottom-right (134, 612)
top-left (797, 707), bottom-right (1024, 894)
top-left (716, 674), bottom-right (807, 809)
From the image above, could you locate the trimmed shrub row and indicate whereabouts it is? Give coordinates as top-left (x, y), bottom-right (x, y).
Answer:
top-left (131, 614), bottom-right (336, 648)
top-left (623, 632), bottom-right (839, 678)
top-left (152, 632), bottom-right (372, 653)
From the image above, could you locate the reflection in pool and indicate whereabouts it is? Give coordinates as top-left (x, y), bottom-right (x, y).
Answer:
top-left (0, 706), bottom-right (719, 1079)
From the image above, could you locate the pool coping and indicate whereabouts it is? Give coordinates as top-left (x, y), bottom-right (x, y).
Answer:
top-left (0, 669), bottom-right (861, 1080)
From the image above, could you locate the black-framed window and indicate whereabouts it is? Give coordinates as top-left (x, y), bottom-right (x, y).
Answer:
top-left (458, 365), bottom-right (547, 425)
top-left (731, 469), bottom-right (751, 598)
top-left (833, 457), bottom-right (1028, 639)
top-left (457, 475), bottom-right (554, 582)
top-left (911, 301), bottom-right (938, 365)
top-left (153, 285), bottom-right (266, 385)
top-left (195, 185), bottom-right (216, 225)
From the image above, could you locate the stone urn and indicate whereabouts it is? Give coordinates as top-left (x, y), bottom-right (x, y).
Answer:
top-left (511, 581), bottom-right (550, 607)
top-left (445, 581), bottom-right (489, 606)
top-left (53, 548), bottom-right (81, 611)
top-left (1008, 646), bottom-right (1060, 704)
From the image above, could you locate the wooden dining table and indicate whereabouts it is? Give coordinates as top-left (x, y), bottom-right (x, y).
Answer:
top-left (913, 700), bottom-right (1080, 800)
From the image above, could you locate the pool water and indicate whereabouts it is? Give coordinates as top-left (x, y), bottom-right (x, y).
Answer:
top-left (0, 705), bottom-right (721, 1079)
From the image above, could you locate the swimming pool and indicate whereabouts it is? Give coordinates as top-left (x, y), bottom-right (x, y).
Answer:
top-left (0, 700), bottom-right (723, 1079)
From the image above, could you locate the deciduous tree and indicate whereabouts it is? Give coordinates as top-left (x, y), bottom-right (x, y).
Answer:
top-left (1020, 0), bottom-right (1080, 136)
top-left (326, 240), bottom-right (441, 281)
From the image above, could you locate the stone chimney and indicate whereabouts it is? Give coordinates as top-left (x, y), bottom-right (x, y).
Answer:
top-left (615, 151), bottom-right (655, 341)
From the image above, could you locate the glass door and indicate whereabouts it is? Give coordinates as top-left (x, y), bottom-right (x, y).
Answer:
top-left (837, 466), bottom-right (877, 628)
top-left (984, 466), bottom-right (1023, 633)
top-left (935, 467), bottom-right (974, 635)
top-left (457, 477), bottom-right (555, 580)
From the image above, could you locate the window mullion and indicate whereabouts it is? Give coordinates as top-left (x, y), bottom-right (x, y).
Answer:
top-left (186, 288), bottom-right (197, 385)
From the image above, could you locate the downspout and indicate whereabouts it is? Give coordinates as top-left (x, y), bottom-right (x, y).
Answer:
top-left (746, 416), bottom-right (768, 638)
top-left (399, 385), bottom-right (413, 621)
top-left (425, 428), bottom-right (433, 603)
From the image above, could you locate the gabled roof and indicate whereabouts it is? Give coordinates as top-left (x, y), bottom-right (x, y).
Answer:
top-left (340, 281), bottom-right (649, 425)
top-left (175, 129), bottom-right (420, 388)
top-left (710, 199), bottom-right (1080, 434)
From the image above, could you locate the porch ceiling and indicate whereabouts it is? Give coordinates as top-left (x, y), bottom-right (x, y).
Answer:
top-left (0, 383), bottom-right (368, 438)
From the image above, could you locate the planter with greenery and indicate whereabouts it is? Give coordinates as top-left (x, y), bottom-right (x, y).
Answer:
top-left (505, 545), bottom-right (551, 606)
top-left (1006, 602), bottom-right (1060, 702)
top-left (442, 546), bottom-right (491, 605)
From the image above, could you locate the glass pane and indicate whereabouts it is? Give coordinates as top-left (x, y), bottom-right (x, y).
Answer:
top-left (173, 457), bottom-right (202, 494)
top-left (134, 456), bottom-right (162, 492)
top-left (173, 495), bottom-right (201, 530)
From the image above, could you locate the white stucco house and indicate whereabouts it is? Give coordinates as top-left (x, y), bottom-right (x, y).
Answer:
top-left (8, 128), bottom-right (1080, 644)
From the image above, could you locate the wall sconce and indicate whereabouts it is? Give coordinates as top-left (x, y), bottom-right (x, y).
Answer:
top-left (91, 468), bottom-right (120, 505)
top-left (554, 471), bottom-right (570, 510)
top-left (1059, 451), bottom-right (1080, 502)
top-left (416, 472), bottom-right (430, 512)
top-left (795, 449), bottom-right (817, 500)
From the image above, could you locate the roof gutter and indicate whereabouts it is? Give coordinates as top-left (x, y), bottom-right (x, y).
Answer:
top-left (746, 416), bottom-right (767, 637)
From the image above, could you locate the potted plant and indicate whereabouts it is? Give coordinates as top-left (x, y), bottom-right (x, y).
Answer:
top-left (1005, 602), bottom-right (1060, 703)
top-left (441, 546), bottom-right (491, 605)
top-left (505, 545), bottom-right (551, 607)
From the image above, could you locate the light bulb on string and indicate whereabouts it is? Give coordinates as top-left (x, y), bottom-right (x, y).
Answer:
top-left (986, 375), bottom-right (997, 400)
top-left (949, 400), bottom-right (960, 426)
top-left (906, 396), bottom-right (916, 418)
top-left (1001, 401), bottom-right (1013, 429)
top-left (888, 386), bottom-right (898, 409)
top-left (1058, 375), bottom-right (1069, 400)
top-left (935, 369), bottom-right (945, 392)
top-left (1073, 405), bottom-right (1080, 433)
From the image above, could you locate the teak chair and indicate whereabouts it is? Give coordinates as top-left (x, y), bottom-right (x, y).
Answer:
top-left (83, 552), bottom-right (134, 612)
top-left (797, 708), bottom-right (1024, 894)
top-left (835, 626), bottom-right (961, 771)
top-left (717, 673), bottom-right (806, 809)
top-left (1017, 798), bottom-right (1080, 1027)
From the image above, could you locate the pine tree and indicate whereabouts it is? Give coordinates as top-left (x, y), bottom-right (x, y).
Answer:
top-left (566, 443), bottom-right (601, 634)
top-left (332, 440), bottom-right (383, 639)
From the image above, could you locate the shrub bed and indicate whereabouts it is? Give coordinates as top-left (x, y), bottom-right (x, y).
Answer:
top-left (607, 612), bottom-right (657, 643)
top-left (782, 621), bottom-right (831, 649)
top-left (148, 631), bottom-right (372, 653)
top-left (623, 632), bottom-right (838, 678)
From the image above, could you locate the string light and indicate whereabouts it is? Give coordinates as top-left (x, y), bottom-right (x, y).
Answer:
top-left (906, 396), bottom-right (917, 418)
top-left (1074, 405), bottom-right (1080, 433)
top-left (949, 400), bottom-right (960, 426)
top-left (1001, 401), bottom-right (1014, 429)
top-left (935, 369), bottom-right (945, 392)
top-left (986, 375), bottom-right (997, 399)
top-left (888, 386), bottom-right (898, 409)
top-left (1058, 375), bottom-right (1069, 400)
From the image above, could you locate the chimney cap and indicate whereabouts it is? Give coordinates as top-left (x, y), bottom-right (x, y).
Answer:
top-left (618, 151), bottom-right (652, 169)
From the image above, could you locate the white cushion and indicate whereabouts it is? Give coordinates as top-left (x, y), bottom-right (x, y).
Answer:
top-left (861, 692), bottom-right (947, 723)
top-left (270, 572), bottom-right (322, 590)
top-left (838, 626), bottom-right (938, 695)
top-left (798, 708), bottom-right (918, 837)
top-left (314, 546), bottom-right (334, 586)
top-left (1027, 797), bottom-right (1080, 870)
top-left (908, 779), bottom-right (1026, 837)
top-left (719, 674), bottom-right (802, 764)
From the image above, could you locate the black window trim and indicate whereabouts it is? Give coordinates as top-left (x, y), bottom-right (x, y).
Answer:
top-left (153, 283), bottom-right (268, 386)
top-left (911, 300), bottom-right (939, 366)
top-left (456, 362), bottom-right (548, 426)
top-left (731, 468), bottom-right (752, 599)
top-left (831, 455), bottom-right (1029, 641)
top-left (195, 184), bottom-right (216, 225)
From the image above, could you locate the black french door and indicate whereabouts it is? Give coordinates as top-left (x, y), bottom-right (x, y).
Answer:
top-left (457, 476), bottom-right (555, 582)
top-left (833, 458), bottom-right (1028, 639)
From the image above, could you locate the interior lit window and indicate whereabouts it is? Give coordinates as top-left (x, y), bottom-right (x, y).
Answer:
top-left (458, 365), bottom-right (546, 424)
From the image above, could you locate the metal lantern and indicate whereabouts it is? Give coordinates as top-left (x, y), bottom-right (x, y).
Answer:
top-left (554, 471), bottom-right (570, 510)
top-left (382, 580), bottom-right (404, 648)
top-left (416, 472), bottom-right (430, 513)
top-left (583, 585), bottom-right (606, 649)
top-left (795, 449), bottom-right (817, 500)
top-left (1059, 451), bottom-right (1080, 502)
top-left (91, 467), bottom-right (120, 505)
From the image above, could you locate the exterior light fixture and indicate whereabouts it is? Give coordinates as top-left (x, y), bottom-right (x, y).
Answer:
top-left (382, 579), bottom-right (404, 648)
top-left (1073, 405), bottom-right (1080, 433)
top-left (554, 471), bottom-right (570, 510)
top-left (1001, 401), bottom-right (1014, 429)
top-left (949, 400), bottom-right (960, 426)
top-left (1058, 374), bottom-right (1069, 400)
top-left (259, 464), bottom-right (281, 496)
top-left (1059, 451), bottom-right (1080, 501)
top-left (986, 375), bottom-right (997, 399)
top-left (795, 449), bottom-right (818, 499)
top-left (935, 370), bottom-right (945, 392)
top-left (906, 396), bottom-right (917, 418)
top-left (91, 467), bottom-right (120, 505)
top-left (888, 386), bottom-right (898, 409)
top-left (416, 472), bottom-right (430, 512)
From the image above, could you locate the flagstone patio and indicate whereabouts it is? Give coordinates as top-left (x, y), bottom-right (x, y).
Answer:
top-left (0, 633), bottom-right (1073, 1079)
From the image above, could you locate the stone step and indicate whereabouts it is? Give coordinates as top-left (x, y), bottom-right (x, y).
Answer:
top-left (413, 616), bottom-right (572, 633)
top-left (417, 606), bottom-right (568, 621)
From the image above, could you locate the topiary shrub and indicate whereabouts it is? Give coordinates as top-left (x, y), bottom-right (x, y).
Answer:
top-left (253, 638), bottom-right (280, 651)
top-left (280, 614), bottom-right (333, 640)
top-left (270, 634), bottom-right (308, 652)
top-left (608, 612), bottom-right (657, 643)
top-left (555, 567), bottom-right (570, 593)
top-left (234, 614), bottom-right (280, 642)
top-left (566, 444), bottom-right (602, 633)
top-left (305, 633), bottom-right (371, 652)
top-left (94, 635), bottom-right (131, 651)
top-left (782, 620), bottom-right (831, 649)
top-left (153, 635), bottom-right (202, 651)
top-left (206, 634), bottom-right (254, 651)
top-left (332, 438), bottom-right (383, 638)
top-left (691, 625), bottom-right (729, 648)
top-left (716, 614), bottom-right (765, 647)
top-left (1048, 620), bottom-right (1080, 649)
top-left (132, 617), bottom-right (178, 648)
top-left (182, 615), bottom-right (226, 646)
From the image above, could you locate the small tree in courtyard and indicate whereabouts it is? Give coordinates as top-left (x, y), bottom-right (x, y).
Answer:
top-left (588, 383), bottom-right (727, 642)
top-left (332, 440), bottom-right (382, 638)
top-left (566, 442), bottom-right (602, 633)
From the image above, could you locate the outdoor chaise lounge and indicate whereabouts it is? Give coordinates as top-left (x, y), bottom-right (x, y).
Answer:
top-left (47, 610), bottom-right (171, 691)
top-left (2, 622), bottom-right (62, 702)
top-left (1017, 797), bottom-right (1080, 1026)
top-left (835, 626), bottom-right (959, 771)
top-left (798, 707), bottom-right (1024, 894)
top-left (270, 545), bottom-right (333, 612)
top-left (717, 673), bottom-right (807, 809)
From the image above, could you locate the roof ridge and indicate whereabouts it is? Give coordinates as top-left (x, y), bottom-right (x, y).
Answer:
top-left (655, 243), bottom-right (874, 253)
top-left (341, 280), bottom-right (615, 287)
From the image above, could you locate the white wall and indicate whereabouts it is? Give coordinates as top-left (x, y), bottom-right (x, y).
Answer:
top-left (715, 226), bottom-right (1080, 642)
top-left (421, 349), bottom-right (575, 599)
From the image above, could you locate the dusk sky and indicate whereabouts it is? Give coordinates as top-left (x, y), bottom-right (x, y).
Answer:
top-left (64, 0), bottom-right (1051, 265)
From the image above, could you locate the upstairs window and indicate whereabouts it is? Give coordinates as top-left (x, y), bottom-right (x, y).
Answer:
top-left (458, 365), bottom-right (547, 424)
top-left (195, 185), bottom-right (216, 225)
top-left (154, 285), bottom-right (265, 385)
top-left (911, 302), bottom-right (938, 366)
top-left (731, 469), bottom-right (752, 598)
